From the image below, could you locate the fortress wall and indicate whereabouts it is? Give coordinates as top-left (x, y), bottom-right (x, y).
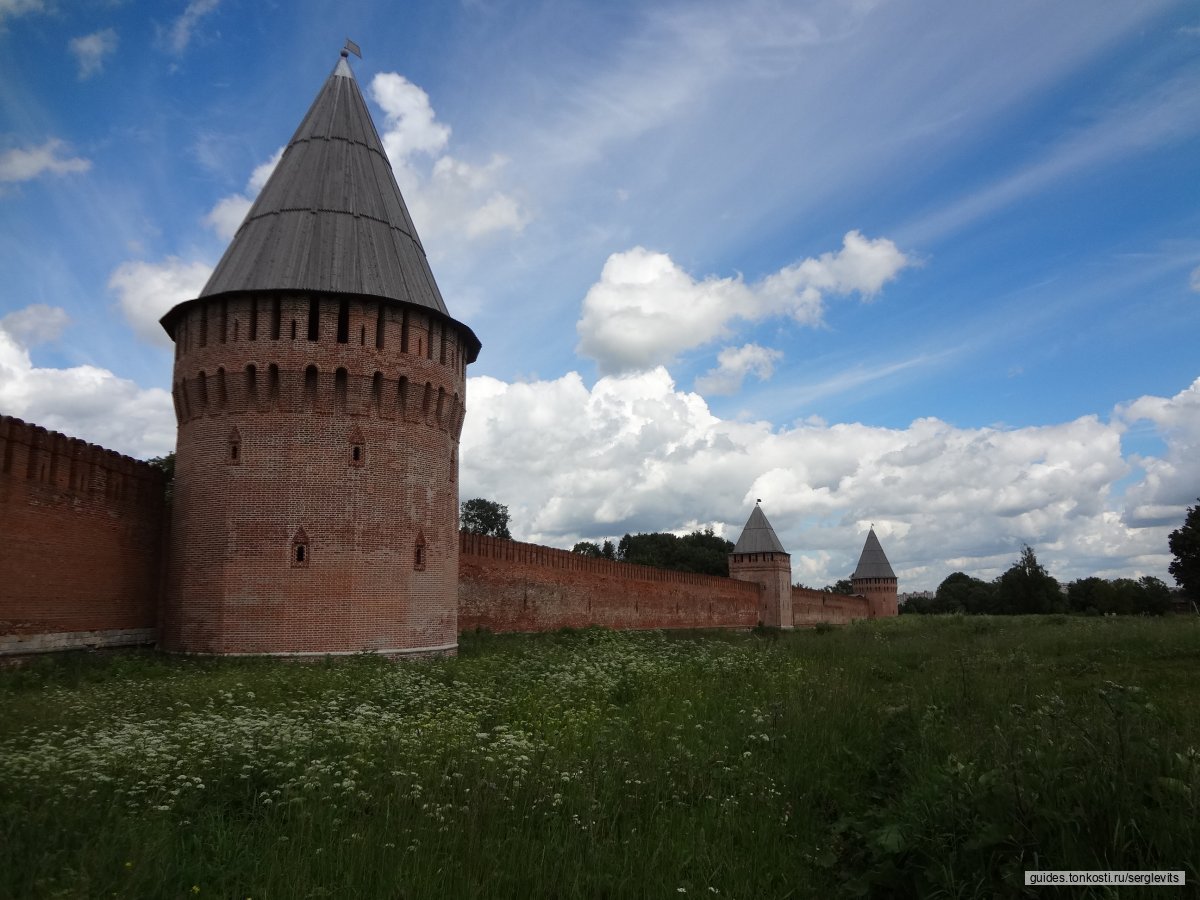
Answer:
top-left (458, 532), bottom-right (761, 632)
top-left (0, 416), bottom-right (167, 656)
top-left (790, 586), bottom-right (871, 625)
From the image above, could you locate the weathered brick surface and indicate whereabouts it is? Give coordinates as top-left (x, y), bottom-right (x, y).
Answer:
top-left (791, 586), bottom-right (871, 625)
top-left (0, 416), bottom-right (165, 650)
top-left (160, 293), bottom-right (469, 656)
top-left (458, 533), bottom-right (761, 632)
top-left (851, 576), bottom-right (899, 618)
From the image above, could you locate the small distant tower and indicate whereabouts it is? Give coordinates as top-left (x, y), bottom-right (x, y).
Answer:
top-left (729, 502), bottom-right (793, 628)
top-left (851, 527), bottom-right (898, 618)
top-left (158, 50), bottom-right (480, 656)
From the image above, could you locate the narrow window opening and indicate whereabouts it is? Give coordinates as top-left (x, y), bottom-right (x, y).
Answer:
top-left (291, 528), bottom-right (310, 568)
top-left (400, 311), bottom-right (409, 353)
top-left (397, 376), bottom-right (408, 418)
top-left (271, 298), bottom-right (281, 340)
top-left (199, 306), bottom-right (208, 348)
top-left (352, 446), bottom-right (361, 462)
top-left (375, 303), bottom-right (385, 350)
top-left (197, 371), bottom-right (209, 411)
top-left (245, 364), bottom-right (258, 402)
top-left (290, 320), bottom-right (297, 341)
top-left (268, 364), bottom-right (280, 402)
top-left (436, 387), bottom-right (445, 426)
top-left (304, 365), bottom-right (318, 406)
top-left (439, 335), bottom-right (447, 365)
top-left (334, 368), bottom-right (348, 412)
top-left (360, 324), bottom-right (366, 345)
top-left (228, 427), bottom-right (242, 464)
top-left (348, 426), bottom-right (365, 467)
top-left (308, 297), bottom-right (320, 340)
top-left (371, 372), bottom-right (383, 410)
top-left (249, 297), bottom-right (258, 341)
top-left (426, 323), bottom-right (435, 360)
top-left (336, 300), bottom-right (349, 344)
top-left (233, 320), bottom-right (240, 342)
top-left (414, 532), bottom-right (427, 571)
top-left (220, 300), bottom-right (228, 343)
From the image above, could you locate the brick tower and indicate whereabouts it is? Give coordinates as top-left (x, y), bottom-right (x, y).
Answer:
top-left (851, 527), bottom-right (898, 618)
top-left (158, 51), bottom-right (480, 656)
top-left (729, 502), bottom-right (793, 628)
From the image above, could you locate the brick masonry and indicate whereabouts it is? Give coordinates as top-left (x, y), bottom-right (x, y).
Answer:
top-left (2, 402), bottom-right (888, 657)
top-left (459, 532), bottom-right (762, 632)
top-left (159, 292), bottom-right (469, 657)
top-left (0, 416), bottom-right (165, 655)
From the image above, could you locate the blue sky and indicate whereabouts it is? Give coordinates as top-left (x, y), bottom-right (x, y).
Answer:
top-left (2, 0), bottom-right (1198, 590)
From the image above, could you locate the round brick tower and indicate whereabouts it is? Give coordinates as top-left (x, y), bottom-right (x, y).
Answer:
top-left (851, 527), bottom-right (898, 618)
top-left (158, 51), bottom-right (480, 657)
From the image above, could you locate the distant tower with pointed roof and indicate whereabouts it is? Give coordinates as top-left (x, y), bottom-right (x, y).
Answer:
top-left (851, 527), bottom-right (898, 618)
top-left (158, 50), bottom-right (479, 656)
top-left (729, 502), bottom-right (794, 628)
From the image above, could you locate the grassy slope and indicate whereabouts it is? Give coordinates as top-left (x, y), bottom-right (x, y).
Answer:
top-left (1, 616), bottom-right (1197, 899)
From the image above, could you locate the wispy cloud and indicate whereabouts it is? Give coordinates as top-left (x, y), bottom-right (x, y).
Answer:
top-left (900, 70), bottom-right (1200, 245)
top-left (0, 139), bottom-right (90, 183)
top-left (0, 0), bottom-right (46, 27)
top-left (163, 0), bottom-right (219, 55)
top-left (69, 28), bottom-right (118, 79)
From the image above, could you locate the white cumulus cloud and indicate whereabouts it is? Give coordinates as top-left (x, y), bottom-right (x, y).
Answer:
top-left (368, 72), bottom-right (528, 251)
top-left (0, 304), bottom-right (70, 347)
top-left (461, 368), bottom-right (1194, 589)
top-left (0, 307), bottom-right (174, 458)
top-left (694, 343), bottom-right (783, 395)
top-left (69, 28), bottom-right (118, 79)
top-left (0, 139), bottom-right (90, 183)
top-left (203, 146), bottom-right (283, 240)
top-left (108, 257), bottom-right (213, 347)
top-left (576, 231), bottom-right (911, 374)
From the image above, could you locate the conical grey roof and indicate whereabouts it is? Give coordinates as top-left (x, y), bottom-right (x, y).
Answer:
top-left (162, 53), bottom-right (479, 360)
top-left (732, 505), bottom-right (788, 554)
top-left (852, 528), bottom-right (895, 579)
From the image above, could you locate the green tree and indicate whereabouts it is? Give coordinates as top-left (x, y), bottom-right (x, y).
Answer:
top-left (572, 540), bottom-right (618, 560)
top-left (1168, 499), bottom-right (1200, 601)
top-left (460, 498), bottom-right (511, 539)
top-left (147, 451), bottom-right (175, 503)
top-left (994, 545), bottom-right (1063, 614)
top-left (617, 529), bottom-right (733, 576)
top-left (823, 579), bottom-right (855, 595)
top-left (928, 571), bottom-right (997, 614)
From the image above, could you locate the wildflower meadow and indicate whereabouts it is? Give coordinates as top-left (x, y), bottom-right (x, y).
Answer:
top-left (2, 617), bottom-right (1198, 898)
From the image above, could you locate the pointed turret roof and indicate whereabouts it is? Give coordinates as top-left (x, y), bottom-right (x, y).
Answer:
top-left (852, 528), bottom-right (895, 579)
top-left (732, 504), bottom-right (788, 555)
top-left (162, 51), bottom-right (479, 360)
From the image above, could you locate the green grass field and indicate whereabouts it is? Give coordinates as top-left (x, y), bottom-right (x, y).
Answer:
top-left (2, 616), bottom-right (1198, 899)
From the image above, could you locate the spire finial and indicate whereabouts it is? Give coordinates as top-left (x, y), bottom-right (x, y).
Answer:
top-left (756, 498), bottom-right (762, 505)
top-left (344, 38), bottom-right (362, 59)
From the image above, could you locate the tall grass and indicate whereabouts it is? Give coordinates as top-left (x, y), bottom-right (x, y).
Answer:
top-left (1, 616), bottom-right (1197, 898)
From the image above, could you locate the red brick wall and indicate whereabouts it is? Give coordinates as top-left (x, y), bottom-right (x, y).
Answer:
top-left (161, 293), bottom-right (469, 656)
top-left (458, 532), bottom-right (761, 632)
top-left (0, 416), bottom-right (166, 651)
top-left (791, 586), bottom-right (871, 625)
